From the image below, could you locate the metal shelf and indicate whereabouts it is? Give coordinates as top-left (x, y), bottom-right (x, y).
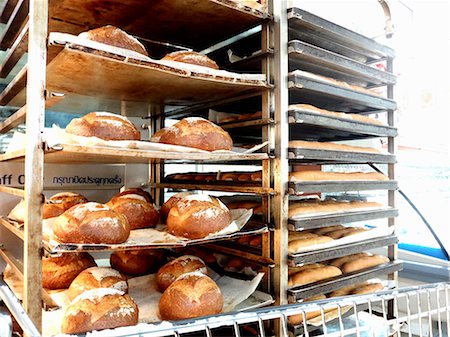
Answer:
top-left (288, 180), bottom-right (398, 194)
top-left (288, 147), bottom-right (396, 164)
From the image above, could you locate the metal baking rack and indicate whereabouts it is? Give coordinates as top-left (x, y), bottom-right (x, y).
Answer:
top-left (287, 261), bottom-right (403, 302)
top-left (288, 147), bottom-right (396, 164)
top-left (287, 7), bottom-right (395, 63)
top-left (288, 235), bottom-right (398, 267)
top-left (288, 108), bottom-right (397, 141)
top-left (288, 40), bottom-right (396, 88)
top-left (288, 208), bottom-right (398, 231)
top-left (288, 72), bottom-right (397, 113)
top-left (288, 180), bottom-right (398, 194)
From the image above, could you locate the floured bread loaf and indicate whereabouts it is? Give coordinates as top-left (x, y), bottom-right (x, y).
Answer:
top-left (162, 51), bottom-right (219, 69)
top-left (52, 202), bottom-right (130, 244)
top-left (160, 192), bottom-right (194, 223)
top-left (152, 117), bottom-right (232, 151)
top-left (159, 272), bottom-right (223, 320)
top-left (78, 25), bottom-right (148, 56)
top-left (107, 188), bottom-right (159, 229)
top-left (66, 111), bottom-right (140, 141)
top-left (61, 288), bottom-right (138, 334)
top-left (166, 194), bottom-right (232, 239)
top-left (156, 255), bottom-right (207, 292)
top-left (67, 266), bottom-right (128, 301)
top-left (42, 253), bottom-right (96, 290)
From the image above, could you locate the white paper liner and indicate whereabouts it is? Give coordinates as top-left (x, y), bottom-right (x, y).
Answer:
top-left (46, 208), bottom-right (254, 251)
top-left (41, 272), bottom-right (266, 336)
top-left (288, 225), bottom-right (395, 255)
top-left (49, 33), bottom-right (266, 82)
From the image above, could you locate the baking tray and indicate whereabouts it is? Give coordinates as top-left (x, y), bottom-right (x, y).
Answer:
top-left (288, 108), bottom-right (397, 141)
top-left (288, 180), bottom-right (398, 194)
top-left (288, 207), bottom-right (399, 231)
top-left (287, 7), bottom-right (395, 63)
top-left (287, 260), bottom-right (403, 302)
top-left (288, 147), bottom-right (396, 164)
top-left (288, 40), bottom-right (396, 87)
top-left (288, 72), bottom-right (397, 113)
top-left (288, 235), bottom-right (398, 267)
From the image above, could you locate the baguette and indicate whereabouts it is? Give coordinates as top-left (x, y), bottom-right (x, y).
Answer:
top-left (329, 252), bottom-right (371, 269)
top-left (324, 227), bottom-right (365, 240)
top-left (288, 236), bottom-right (334, 254)
top-left (350, 282), bottom-right (384, 295)
top-left (288, 140), bottom-right (381, 154)
top-left (288, 266), bottom-right (342, 287)
top-left (313, 225), bottom-right (345, 236)
top-left (289, 171), bottom-right (387, 181)
top-left (341, 255), bottom-right (389, 274)
top-left (288, 263), bottom-right (324, 276)
top-left (287, 294), bottom-right (327, 325)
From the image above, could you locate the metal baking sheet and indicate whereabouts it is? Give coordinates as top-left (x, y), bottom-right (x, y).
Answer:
top-left (288, 148), bottom-right (396, 164)
top-left (288, 180), bottom-right (398, 194)
top-left (288, 40), bottom-right (396, 87)
top-left (288, 235), bottom-right (398, 266)
top-left (287, 8), bottom-right (395, 63)
top-left (289, 73), bottom-right (397, 113)
top-left (289, 108), bottom-right (398, 141)
top-left (287, 261), bottom-right (403, 302)
top-left (288, 208), bottom-right (398, 231)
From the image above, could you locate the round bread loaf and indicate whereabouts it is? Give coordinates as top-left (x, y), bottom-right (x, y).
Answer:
top-left (110, 249), bottom-right (166, 276)
top-left (107, 190), bottom-right (159, 230)
top-left (61, 288), bottom-right (138, 334)
top-left (166, 194), bottom-right (232, 239)
top-left (115, 188), bottom-right (154, 204)
top-left (42, 253), bottom-right (96, 290)
top-left (78, 25), bottom-right (148, 56)
top-left (66, 111), bottom-right (140, 141)
top-left (159, 272), bottom-right (223, 321)
top-left (52, 202), bottom-right (130, 244)
top-left (162, 51), bottom-right (219, 69)
top-left (156, 255), bottom-right (207, 292)
top-left (160, 192), bottom-right (194, 223)
top-left (155, 117), bottom-right (232, 151)
top-left (67, 266), bottom-right (128, 301)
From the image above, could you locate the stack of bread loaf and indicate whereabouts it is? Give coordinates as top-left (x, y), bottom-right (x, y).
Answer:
top-left (289, 199), bottom-right (383, 218)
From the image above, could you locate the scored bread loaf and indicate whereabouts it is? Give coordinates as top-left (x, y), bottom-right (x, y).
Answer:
top-left (166, 194), bottom-right (232, 239)
top-left (341, 255), bottom-right (390, 274)
top-left (162, 51), bottom-right (219, 69)
top-left (42, 253), bottom-right (96, 290)
top-left (61, 288), bottom-right (138, 334)
top-left (289, 170), bottom-right (388, 181)
top-left (110, 249), bottom-right (166, 276)
top-left (78, 25), bottom-right (148, 56)
top-left (66, 111), bottom-right (140, 141)
top-left (288, 140), bottom-right (380, 153)
top-left (160, 192), bottom-right (195, 223)
top-left (288, 266), bottom-right (342, 287)
top-left (159, 272), bottom-right (223, 321)
top-left (156, 255), bottom-right (207, 292)
top-left (153, 117), bottom-right (232, 151)
top-left (67, 266), bottom-right (128, 301)
top-left (107, 189), bottom-right (159, 229)
top-left (52, 202), bottom-right (130, 244)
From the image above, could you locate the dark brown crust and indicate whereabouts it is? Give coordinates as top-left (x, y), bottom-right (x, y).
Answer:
top-left (66, 112), bottom-right (141, 141)
top-left (157, 118), bottom-right (232, 151)
top-left (162, 51), bottom-right (219, 70)
top-left (156, 256), bottom-right (207, 292)
top-left (52, 202), bottom-right (130, 244)
top-left (110, 249), bottom-right (166, 276)
top-left (78, 25), bottom-right (148, 56)
top-left (42, 253), bottom-right (96, 290)
top-left (159, 274), bottom-right (223, 320)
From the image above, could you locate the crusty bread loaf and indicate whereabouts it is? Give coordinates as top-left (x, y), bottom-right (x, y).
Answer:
top-left (162, 51), bottom-right (219, 70)
top-left (313, 225), bottom-right (345, 236)
top-left (289, 171), bottom-right (388, 182)
top-left (159, 272), bottom-right (223, 320)
top-left (288, 266), bottom-right (342, 287)
top-left (329, 253), bottom-right (372, 269)
top-left (166, 194), bottom-right (232, 239)
top-left (160, 192), bottom-right (194, 223)
top-left (324, 227), bottom-right (366, 239)
top-left (288, 236), bottom-right (334, 254)
top-left (61, 288), bottom-right (138, 334)
top-left (110, 249), bottom-right (166, 276)
top-left (154, 117), bottom-right (232, 151)
top-left (66, 112), bottom-right (140, 141)
top-left (288, 294), bottom-right (327, 325)
top-left (107, 189), bottom-right (159, 229)
top-left (8, 192), bottom-right (88, 223)
top-left (52, 202), bottom-right (130, 244)
top-left (341, 255), bottom-right (390, 274)
top-left (350, 282), bottom-right (384, 295)
top-left (289, 199), bottom-right (383, 218)
top-left (67, 267), bottom-right (128, 301)
top-left (78, 25), bottom-right (148, 56)
top-left (288, 263), bottom-right (325, 276)
top-left (328, 282), bottom-right (368, 298)
top-left (288, 140), bottom-right (380, 154)
top-left (42, 253), bottom-right (96, 290)
top-left (156, 255), bottom-right (207, 292)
